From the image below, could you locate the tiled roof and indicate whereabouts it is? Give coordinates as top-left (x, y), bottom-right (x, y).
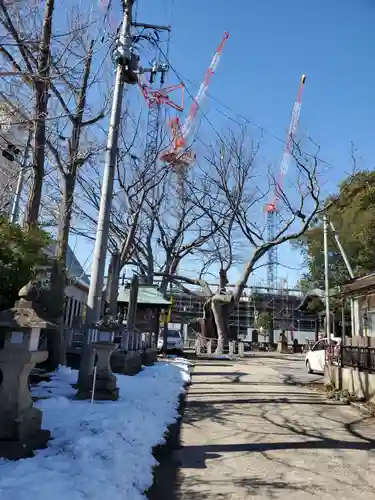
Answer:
top-left (118, 285), bottom-right (171, 306)
top-left (45, 243), bottom-right (90, 288)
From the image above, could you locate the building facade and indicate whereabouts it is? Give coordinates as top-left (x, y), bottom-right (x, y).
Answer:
top-left (0, 103), bottom-right (26, 218)
top-left (44, 243), bottom-right (90, 328)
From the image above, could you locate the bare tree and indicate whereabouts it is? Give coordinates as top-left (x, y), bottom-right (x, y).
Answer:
top-left (0, 0), bottom-right (110, 228)
top-left (0, 0), bottom-right (55, 227)
top-left (161, 127), bottom-right (325, 348)
top-left (73, 115), bottom-right (168, 305)
top-left (0, 1), bottom-right (112, 366)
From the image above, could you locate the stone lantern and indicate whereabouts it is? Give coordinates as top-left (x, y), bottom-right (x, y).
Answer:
top-left (0, 282), bottom-right (56, 459)
top-left (77, 313), bottom-right (119, 401)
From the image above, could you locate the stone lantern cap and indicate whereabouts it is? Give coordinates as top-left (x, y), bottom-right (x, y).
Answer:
top-left (0, 281), bottom-right (58, 330)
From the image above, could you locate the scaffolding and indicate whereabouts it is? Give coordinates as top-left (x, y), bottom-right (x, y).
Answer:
top-left (165, 286), bottom-right (315, 339)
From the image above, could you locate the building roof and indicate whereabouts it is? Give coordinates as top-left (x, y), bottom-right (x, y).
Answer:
top-left (118, 285), bottom-right (171, 306)
top-left (45, 242), bottom-right (90, 288)
top-left (342, 272), bottom-right (375, 295)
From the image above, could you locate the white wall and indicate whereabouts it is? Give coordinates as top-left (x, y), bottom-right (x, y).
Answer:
top-left (65, 284), bottom-right (88, 304)
top-left (273, 329), bottom-right (316, 344)
top-left (63, 284), bottom-right (88, 327)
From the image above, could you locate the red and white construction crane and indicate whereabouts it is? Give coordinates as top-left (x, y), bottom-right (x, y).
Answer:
top-left (160, 31), bottom-right (230, 169)
top-left (266, 74), bottom-right (306, 291)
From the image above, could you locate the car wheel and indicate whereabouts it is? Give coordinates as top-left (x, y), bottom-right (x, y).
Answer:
top-left (306, 360), bottom-right (313, 374)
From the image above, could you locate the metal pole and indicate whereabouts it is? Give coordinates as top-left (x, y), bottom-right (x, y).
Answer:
top-left (328, 218), bottom-right (355, 339)
top-left (323, 214), bottom-right (331, 343)
top-left (328, 220), bottom-right (354, 279)
top-left (86, 0), bottom-right (134, 324)
top-left (10, 130), bottom-right (32, 224)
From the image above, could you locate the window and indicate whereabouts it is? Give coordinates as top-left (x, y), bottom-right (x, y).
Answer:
top-left (168, 330), bottom-right (181, 338)
top-left (312, 340), bottom-right (326, 351)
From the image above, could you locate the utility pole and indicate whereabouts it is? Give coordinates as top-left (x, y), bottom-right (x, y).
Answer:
top-left (323, 214), bottom-right (331, 344)
top-left (10, 130), bottom-right (32, 224)
top-left (86, 0), bottom-right (137, 324)
top-left (86, 0), bottom-right (172, 324)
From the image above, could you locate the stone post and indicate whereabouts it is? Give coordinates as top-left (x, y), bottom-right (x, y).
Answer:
top-left (229, 341), bottom-right (234, 356)
top-left (238, 342), bottom-right (245, 357)
top-left (196, 339), bottom-right (202, 356)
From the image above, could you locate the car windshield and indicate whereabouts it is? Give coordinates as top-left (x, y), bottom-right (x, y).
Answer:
top-left (168, 330), bottom-right (181, 338)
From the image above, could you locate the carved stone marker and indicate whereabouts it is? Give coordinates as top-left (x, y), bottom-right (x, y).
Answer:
top-left (0, 287), bottom-right (54, 459)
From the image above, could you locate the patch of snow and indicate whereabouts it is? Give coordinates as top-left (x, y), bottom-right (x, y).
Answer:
top-left (0, 360), bottom-right (189, 500)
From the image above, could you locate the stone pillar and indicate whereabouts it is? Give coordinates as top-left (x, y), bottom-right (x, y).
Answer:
top-left (238, 342), bottom-right (245, 357)
top-left (77, 342), bottom-right (119, 401)
top-left (0, 345), bottom-right (50, 459)
top-left (229, 341), bottom-right (234, 356)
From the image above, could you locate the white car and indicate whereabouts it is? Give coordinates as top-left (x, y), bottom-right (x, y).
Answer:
top-left (157, 329), bottom-right (184, 354)
top-left (305, 337), bottom-right (342, 374)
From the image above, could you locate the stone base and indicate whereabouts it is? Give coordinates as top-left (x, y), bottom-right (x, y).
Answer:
top-left (76, 372), bottom-right (119, 401)
top-left (0, 429), bottom-right (50, 460)
top-left (111, 351), bottom-right (142, 375)
top-left (0, 407), bottom-right (44, 442)
top-left (142, 348), bottom-right (157, 366)
top-left (76, 386), bottom-right (119, 401)
top-left (93, 387), bottom-right (119, 401)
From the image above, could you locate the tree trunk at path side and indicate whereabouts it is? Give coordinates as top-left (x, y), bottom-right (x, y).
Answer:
top-left (48, 41), bottom-right (94, 368)
top-left (26, 0), bottom-right (55, 228)
top-left (200, 268), bottom-right (233, 348)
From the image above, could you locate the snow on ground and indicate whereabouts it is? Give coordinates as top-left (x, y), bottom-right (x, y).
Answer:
top-left (0, 359), bottom-right (191, 500)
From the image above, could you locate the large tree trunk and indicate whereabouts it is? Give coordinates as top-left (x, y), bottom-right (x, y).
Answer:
top-left (211, 299), bottom-right (231, 348)
top-left (26, 0), bottom-right (54, 228)
top-left (49, 41), bottom-right (94, 368)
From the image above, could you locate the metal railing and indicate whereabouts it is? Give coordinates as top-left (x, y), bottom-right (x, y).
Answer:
top-left (341, 345), bottom-right (375, 373)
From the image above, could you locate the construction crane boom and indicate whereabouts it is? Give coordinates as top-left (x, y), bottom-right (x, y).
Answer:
top-left (266, 74), bottom-right (306, 291)
top-left (179, 31), bottom-right (229, 147)
top-left (160, 31), bottom-right (229, 168)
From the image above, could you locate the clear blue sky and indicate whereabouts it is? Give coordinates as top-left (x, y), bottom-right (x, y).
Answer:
top-left (72, 0), bottom-right (375, 287)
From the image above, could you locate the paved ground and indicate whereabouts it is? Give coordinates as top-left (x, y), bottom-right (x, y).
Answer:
top-left (250, 351), bottom-right (325, 386)
top-left (171, 352), bottom-right (375, 499)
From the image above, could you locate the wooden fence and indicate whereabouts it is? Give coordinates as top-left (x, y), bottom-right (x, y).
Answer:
top-left (64, 326), bottom-right (155, 355)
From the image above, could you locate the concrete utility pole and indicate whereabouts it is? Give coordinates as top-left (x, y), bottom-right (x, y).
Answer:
top-left (86, 0), bottom-right (137, 324)
top-left (323, 214), bottom-right (331, 343)
top-left (10, 130), bottom-right (32, 224)
top-left (86, 0), bottom-right (172, 324)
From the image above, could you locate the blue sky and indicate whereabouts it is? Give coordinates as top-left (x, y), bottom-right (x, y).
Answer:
top-left (71, 0), bottom-right (375, 287)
